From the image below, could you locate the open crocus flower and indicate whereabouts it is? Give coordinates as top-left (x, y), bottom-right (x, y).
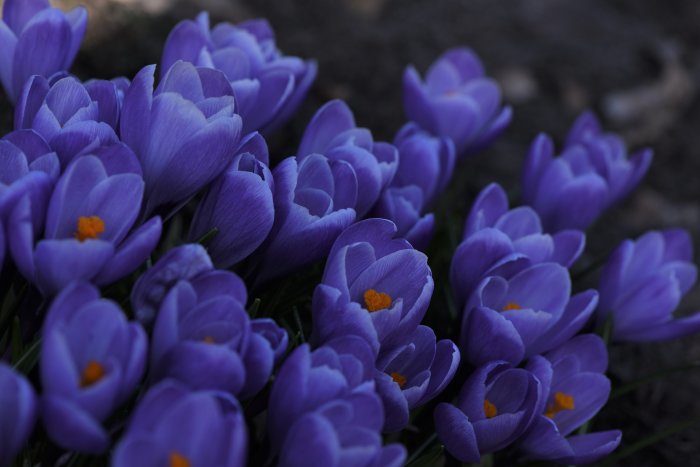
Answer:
top-left (375, 325), bottom-right (459, 432)
top-left (0, 0), bottom-right (86, 103)
top-left (460, 262), bottom-right (598, 366)
top-left (451, 182), bottom-right (585, 309)
top-left (434, 361), bottom-right (541, 463)
top-left (518, 335), bottom-right (621, 464)
top-left (7, 149), bottom-right (162, 295)
top-left (161, 11), bottom-right (317, 134)
top-left (112, 380), bottom-right (248, 467)
top-left (0, 363), bottom-right (37, 466)
top-left (403, 47), bottom-right (512, 156)
top-left (14, 75), bottom-right (123, 167)
top-left (596, 229), bottom-right (700, 341)
top-left (321, 219), bottom-right (433, 348)
top-left (298, 100), bottom-right (398, 217)
top-left (40, 282), bottom-right (147, 453)
top-left (120, 60), bottom-right (242, 216)
top-left (522, 111), bottom-right (652, 232)
top-left (268, 342), bottom-right (406, 466)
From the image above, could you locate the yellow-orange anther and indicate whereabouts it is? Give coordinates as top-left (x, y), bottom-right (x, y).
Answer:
top-left (502, 302), bottom-right (522, 311)
top-left (80, 360), bottom-right (105, 388)
top-left (390, 372), bottom-right (407, 388)
top-left (484, 399), bottom-right (498, 419)
top-left (363, 289), bottom-right (392, 312)
top-left (75, 216), bottom-right (105, 242)
top-left (544, 391), bottom-right (575, 418)
top-left (203, 336), bottom-right (216, 344)
top-left (169, 452), bottom-right (191, 467)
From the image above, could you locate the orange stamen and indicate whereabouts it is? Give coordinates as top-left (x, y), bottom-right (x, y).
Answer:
top-left (484, 399), bottom-right (498, 419)
top-left (75, 216), bottom-right (105, 242)
top-left (169, 452), bottom-right (191, 467)
top-left (80, 360), bottom-right (105, 388)
top-left (363, 289), bottom-right (392, 312)
top-left (544, 391), bottom-right (575, 418)
top-left (390, 372), bottom-right (407, 388)
top-left (502, 302), bottom-right (522, 311)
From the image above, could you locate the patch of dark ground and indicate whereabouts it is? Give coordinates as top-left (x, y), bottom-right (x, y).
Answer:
top-left (6, 0), bottom-right (700, 464)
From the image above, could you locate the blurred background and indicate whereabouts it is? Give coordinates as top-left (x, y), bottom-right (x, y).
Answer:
top-left (3, 0), bottom-right (700, 464)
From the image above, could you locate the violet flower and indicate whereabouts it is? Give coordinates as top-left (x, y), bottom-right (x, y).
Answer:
top-left (0, 0), bottom-right (86, 103)
top-left (460, 262), bottom-right (597, 366)
top-left (0, 363), bottom-right (37, 466)
top-left (371, 185), bottom-right (434, 251)
top-left (7, 150), bottom-right (161, 295)
top-left (40, 282), bottom-right (147, 453)
top-left (522, 111), bottom-right (652, 231)
top-left (298, 100), bottom-right (398, 217)
top-left (112, 380), bottom-right (247, 467)
top-left (597, 229), bottom-right (700, 341)
top-left (517, 334), bottom-right (621, 464)
top-left (434, 361), bottom-right (541, 463)
top-left (403, 47), bottom-right (512, 156)
top-left (120, 61), bottom-right (242, 216)
top-left (189, 132), bottom-right (275, 268)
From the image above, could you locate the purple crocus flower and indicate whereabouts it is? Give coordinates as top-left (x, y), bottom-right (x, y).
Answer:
top-left (597, 229), bottom-right (700, 341)
top-left (451, 182), bottom-right (585, 309)
top-left (403, 47), bottom-right (512, 156)
top-left (40, 282), bottom-right (147, 453)
top-left (189, 132), bottom-right (275, 268)
top-left (375, 325), bottom-right (460, 432)
top-left (14, 75), bottom-right (123, 167)
top-left (460, 262), bottom-right (598, 366)
top-left (161, 12), bottom-right (317, 134)
top-left (522, 111), bottom-right (652, 231)
top-left (320, 218), bottom-right (434, 348)
top-left (268, 342), bottom-right (406, 466)
top-left (517, 334), bottom-right (621, 464)
top-left (246, 153), bottom-right (357, 285)
top-left (7, 150), bottom-right (162, 295)
top-left (120, 60), bottom-right (242, 216)
top-left (0, 363), bottom-right (37, 466)
top-left (371, 185), bottom-right (434, 251)
top-left (298, 100), bottom-right (398, 217)
top-left (0, 0), bottom-right (86, 103)
top-left (434, 361), bottom-right (541, 463)
top-left (112, 380), bottom-right (247, 467)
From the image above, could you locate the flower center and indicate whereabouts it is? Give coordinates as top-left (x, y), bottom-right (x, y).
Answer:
top-left (75, 216), bottom-right (105, 242)
top-left (364, 289), bottom-right (392, 312)
top-left (202, 336), bottom-right (216, 344)
top-left (169, 451), bottom-right (191, 467)
top-left (484, 399), bottom-right (498, 418)
top-left (390, 371), bottom-right (407, 388)
top-left (80, 360), bottom-right (105, 388)
top-left (502, 302), bottom-right (522, 311)
top-left (544, 391), bottom-right (575, 418)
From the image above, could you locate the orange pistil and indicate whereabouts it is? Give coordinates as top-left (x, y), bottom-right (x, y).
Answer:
top-left (202, 336), bottom-right (216, 344)
top-left (169, 451), bottom-right (191, 467)
top-left (390, 372), bottom-right (407, 388)
top-left (502, 302), bottom-right (522, 311)
top-left (484, 399), bottom-right (498, 419)
top-left (363, 289), bottom-right (392, 312)
top-left (80, 360), bottom-right (106, 388)
top-left (544, 391), bottom-right (575, 419)
top-left (75, 216), bottom-right (105, 242)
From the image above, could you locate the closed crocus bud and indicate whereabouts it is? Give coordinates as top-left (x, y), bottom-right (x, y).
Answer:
top-left (451, 182), bottom-right (585, 309)
top-left (375, 325), bottom-right (459, 432)
top-left (189, 134), bottom-right (275, 268)
top-left (268, 343), bottom-right (406, 466)
top-left (522, 111), bottom-right (652, 232)
top-left (298, 100), bottom-right (398, 217)
top-left (7, 150), bottom-right (162, 295)
top-left (597, 229), bottom-right (700, 341)
top-left (162, 12), bottom-right (317, 135)
top-left (517, 335), bottom-right (621, 465)
top-left (403, 47), bottom-right (512, 156)
top-left (0, 363), bottom-right (38, 466)
top-left (120, 61), bottom-right (242, 216)
top-left (247, 153), bottom-right (358, 286)
top-left (40, 282), bottom-right (147, 453)
top-left (14, 75), bottom-right (123, 167)
top-left (460, 262), bottom-right (598, 366)
top-left (321, 219), bottom-right (434, 347)
top-left (0, 0), bottom-right (86, 103)
top-left (434, 361), bottom-right (541, 463)
top-left (371, 185), bottom-right (435, 251)
top-left (112, 380), bottom-right (247, 467)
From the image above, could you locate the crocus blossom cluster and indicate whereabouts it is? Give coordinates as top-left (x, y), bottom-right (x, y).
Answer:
top-left (1, 1), bottom-right (698, 465)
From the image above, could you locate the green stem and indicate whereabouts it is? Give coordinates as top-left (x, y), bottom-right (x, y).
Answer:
top-left (406, 432), bottom-right (437, 465)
